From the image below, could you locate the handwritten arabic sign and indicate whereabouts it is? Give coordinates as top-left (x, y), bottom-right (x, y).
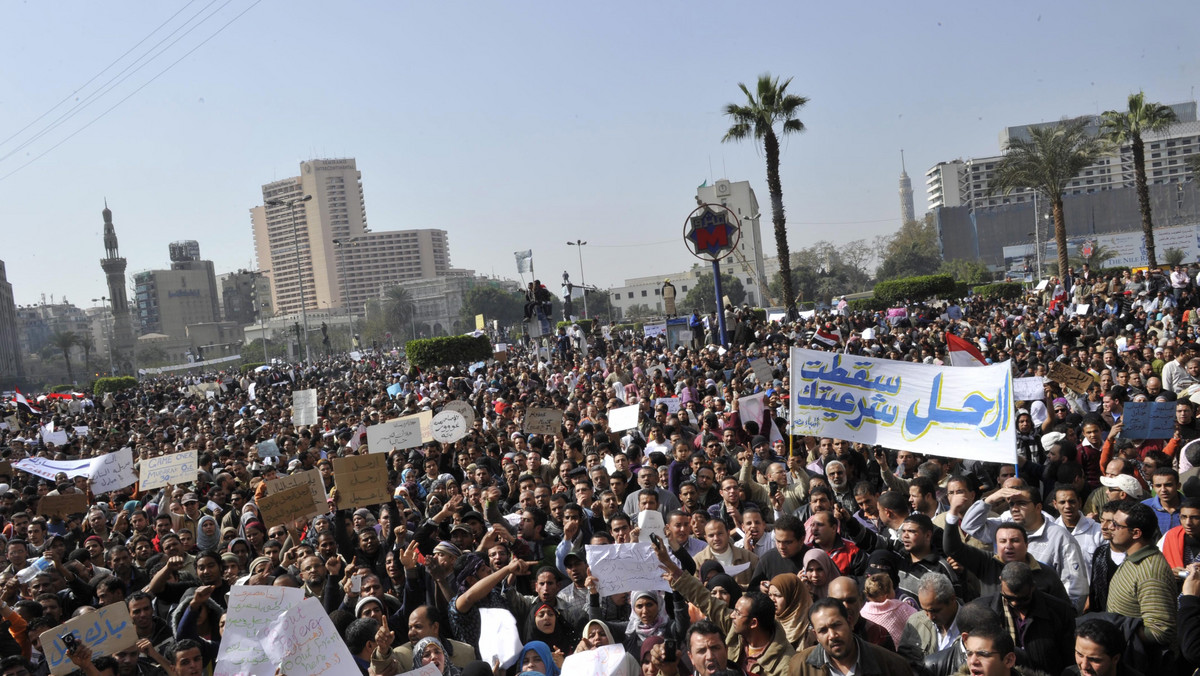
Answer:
top-left (788, 348), bottom-right (1015, 464)
top-left (1122, 401), bottom-right (1177, 440)
top-left (37, 493), bottom-right (89, 518)
top-left (138, 450), bottom-right (197, 490)
top-left (217, 586), bottom-right (358, 676)
top-left (431, 410), bottom-right (467, 443)
top-left (655, 397), bottom-right (681, 414)
top-left (585, 542), bottom-right (673, 597)
top-left (1048, 361), bottom-right (1094, 395)
top-left (265, 469), bottom-right (326, 518)
top-left (561, 645), bottom-right (628, 676)
top-left (525, 407), bottom-right (563, 436)
top-left (750, 358), bottom-right (774, 383)
top-left (217, 586), bottom-right (303, 676)
top-left (44, 602), bottom-right (136, 675)
top-left (365, 415), bottom-right (423, 453)
top-left (1013, 376), bottom-right (1046, 401)
top-left (443, 400), bottom-right (475, 427)
top-left (90, 448), bottom-right (138, 494)
top-left (291, 389), bottom-right (318, 426)
top-left (258, 484), bottom-right (321, 528)
top-left (333, 455), bottom-right (390, 507)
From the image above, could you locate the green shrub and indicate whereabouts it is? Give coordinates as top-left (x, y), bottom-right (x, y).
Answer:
top-left (973, 282), bottom-right (1024, 299)
top-left (50, 384), bottom-right (74, 393)
top-left (93, 376), bottom-right (138, 395)
top-left (556, 320), bottom-right (594, 334)
top-left (952, 282), bottom-right (971, 299)
top-left (405, 335), bottom-right (493, 368)
top-left (874, 274), bottom-right (956, 303)
top-left (239, 362), bottom-right (266, 374)
top-left (610, 323), bottom-right (645, 335)
top-left (748, 308), bottom-right (767, 322)
top-left (847, 297), bottom-right (889, 313)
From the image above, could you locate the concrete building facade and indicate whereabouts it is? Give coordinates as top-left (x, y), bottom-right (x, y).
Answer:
top-left (0, 262), bottom-right (24, 383)
top-left (219, 270), bottom-right (271, 326)
top-left (250, 158), bottom-right (451, 318)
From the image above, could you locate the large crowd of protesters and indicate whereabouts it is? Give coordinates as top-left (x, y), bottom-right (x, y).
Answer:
top-left (2, 262), bottom-right (1200, 676)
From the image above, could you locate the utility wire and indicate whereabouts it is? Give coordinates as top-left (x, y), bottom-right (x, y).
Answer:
top-left (0, 0), bottom-right (262, 182)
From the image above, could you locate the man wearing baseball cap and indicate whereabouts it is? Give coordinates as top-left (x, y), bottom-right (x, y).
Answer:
top-left (1100, 474), bottom-right (1144, 502)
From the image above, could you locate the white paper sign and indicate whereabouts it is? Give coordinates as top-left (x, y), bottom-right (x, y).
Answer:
top-left (637, 509), bottom-right (665, 542)
top-left (349, 351), bottom-right (363, 361)
top-left (608, 403), bottom-right (640, 432)
top-left (738, 392), bottom-right (767, 427)
top-left (585, 542), bottom-right (673, 597)
top-left (477, 608), bottom-right (523, 669)
top-left (443, 400), bottom-right (476, 427)
top-left (291, 389), bottom-right (318, 426)
top-left (724, 561), bottom-right (752, 577)
top-left (256, 439), bottom-right (280, 457)
top-left (431, 410), bottom-right (468, 443)
top-left (1013, 377), bottom-right (1046, 401)
top-left (655, 397), bottom-right (681, 414)
top-left (90, 447), bottom-right (138, 493)
top-left (560, 645), bottom-right (627, 676)
top-left (750, 358), bottom-right (774, 383)
top-left (73, 426), bottom-right (90, 437)
top-left (397, 666), bottom-right (441, 676)
top-left (1075, 303), bottom-right (1091, 316)
top-left (217, 586), bottom-right (357, 676)
top-left (41, 429), bottom-right (69, 446)
top-left (366, 415), bottom-right (424, 453)
top-left (139, 450), bottom-right (197, 490)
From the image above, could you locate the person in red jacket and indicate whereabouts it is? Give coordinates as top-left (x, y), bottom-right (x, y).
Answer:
top-left (1160, 496), bottom-right (1200, 572)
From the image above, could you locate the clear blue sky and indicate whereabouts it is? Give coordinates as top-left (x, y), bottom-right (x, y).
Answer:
top-left (3, 1), bottom-right (1198, 307)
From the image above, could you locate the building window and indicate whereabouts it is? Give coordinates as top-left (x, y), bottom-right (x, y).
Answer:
top-left (613, 294), bottom-right (621, 301)
top-left (641, 290), bottom-right (647, 297)
top-left (627, 292), bottom-right (633, 299)
top-left (681, 286), bottom-right (688, 292)
top-left (653, 289), bottom-right (660, 296)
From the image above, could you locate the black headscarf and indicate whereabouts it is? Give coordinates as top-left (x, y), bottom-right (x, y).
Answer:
top-left (705, 573), bottom-right (742, 607)
top-left (523, 600), bottom-right (576, 655)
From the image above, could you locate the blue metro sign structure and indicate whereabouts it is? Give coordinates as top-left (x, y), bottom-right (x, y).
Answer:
top-left (685, 206), bottom-right (740, 261)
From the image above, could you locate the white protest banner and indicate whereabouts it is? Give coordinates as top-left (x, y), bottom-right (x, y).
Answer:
top-left (1013, 377), bottom-right (1046, 401)
top-left (13, 456), bottom-right (92, 482)
top-left (561, 645), bottom-right (627, 676)
top-left (139, 450), bottom-right (197, 490)
top-left (789, 347), bottom-right (1015, 464)
top-left (738, 392), bottom-right (766, 428)
top-left (291, 389), bottom-right (318, 426)
top-left (217, 586), bottom-right (304, 676)
top-left (655, 397), bottom-right (681, 414)
top-left (585, 542), bottom-right (673, 597)
top-left (431, 410), bottom-right (468, 443)
top-left (525, 407), bottom-right (563, 436)
top-left (365, 415), bottom-right (423, 453)
top-left (443, 400), bottom-right (476, 427)
top-left (90, 448), bottom-right (137, 493)
top-left (644, 322), bottom-right (666, 338)
top-left (41, 429), bottom-right (68, 446)
top-left (750, 358), bottom-right (774, 383)
top-left (73, 426), bottom-right (90, 437)
top-left (43, 602), bottom-right (137, 675)
top-left (608, 403), bottom-right (640, 432)
top-left (266, 597), bottom-right (359, 676)
top-left (477, 608), bottom-right (523, 669)
top-left (637, 509), bottom-right (665, 543)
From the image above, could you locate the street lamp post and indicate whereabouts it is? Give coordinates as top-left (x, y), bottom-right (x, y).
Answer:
top-left (250, 271), bottom-right (269, 363)
top-left (567, 240), bottom-right (589, 319)
top-left (333, 237), bottom-right (359, 352)
top-left (91, 296), bottom-right (115, 376)
top-left (266, 195), bottom-right (313, 364)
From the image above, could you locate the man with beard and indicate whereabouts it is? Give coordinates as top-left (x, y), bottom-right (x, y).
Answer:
top-left (791, 598), bottom-right (911, 676)
top-left (824, 461), bottom-right (857, 514)
top-left (370, 605), bottom-right (478, 673)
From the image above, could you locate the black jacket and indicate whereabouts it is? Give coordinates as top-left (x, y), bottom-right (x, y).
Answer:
top-left (978, 591), bottom-right (1076, 675)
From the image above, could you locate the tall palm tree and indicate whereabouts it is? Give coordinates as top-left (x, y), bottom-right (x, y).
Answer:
top-left (79, 333), bottom-right (95, 374)
top-left (1101, 92), bottom-right (1177, 268)
top-left (723, 73), bottom-right (809, 315)
top-left (51, 330), bottom-right (79, 383)
top-left (382, 286), bottom-right (415, 338)
top-left (992, 117), bottom-right (1109, 278)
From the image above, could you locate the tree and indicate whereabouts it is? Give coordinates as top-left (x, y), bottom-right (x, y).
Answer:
top-left (459, 285), bottom-right (525, 328)
top-left (939, 259), bottom-right (992, 285)
top-left (1164, 247), bottom-right (1187, 267)
top-left (1101, 92), bottom-right (1177, 268)
top-left (875, 215), bottom-right (943, 281)
top-left (769, 240), bottom-right (872, 306)
top-left (79, 333), bottom-right (95, 374)
top-left (992, 117), bottom-right (1109, 278)
top-left (723, 73), bottom-right (809, 315)
top-left (382, 286), bottom-right (415, 336)
top-left (51, 331), bottom-right (79, 383)
top-left (624, 304), bottom-right (656, 321)
top-left (683, 272), bottom-right (745, 314)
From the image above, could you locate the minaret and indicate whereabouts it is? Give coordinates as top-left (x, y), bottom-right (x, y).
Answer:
top-left (99, 201), bottom-right (135, 373)
top-left (899, 150), bottom-right (916, 223)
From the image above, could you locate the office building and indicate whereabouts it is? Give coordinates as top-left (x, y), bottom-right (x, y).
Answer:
top-left (133, 242), bottom-right (221, 341)
top-left (219, 270), bottom-right (271, 326)
top-left (249, 158), bottom-right (451, 318)
top-left (0, 262), bottom-right (24, 383)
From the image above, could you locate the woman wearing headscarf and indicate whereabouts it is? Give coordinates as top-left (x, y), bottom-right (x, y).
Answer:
top-left (523, 600), bottom-right (575, 657)
top-left (622, 591), bottom-right (683, 657)
top-left (196, 515), bottom-right (220, 552)
top-left (769, 573), bottom-right (813, 649)
top-left (517, 640), bottom-right (561, 676)
top-left (412, 636), bottom-right (462, 676)
top-left (574, 619), bottom-right (640, 676)
top-left (689, 573), bottom-right (743, 624)
top-left (801, 549), bottom-right (838, 599)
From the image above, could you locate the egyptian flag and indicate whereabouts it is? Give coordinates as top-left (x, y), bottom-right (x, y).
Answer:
top-left (946, 333), bottom-right (987, 367)
top-left (13, 388), bottom-right (40, 415)
top-left (814, 326), bottom-right (841, 348)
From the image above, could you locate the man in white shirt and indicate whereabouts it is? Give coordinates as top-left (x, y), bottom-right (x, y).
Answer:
top-left (1051, 485), bottom-right (1103, 576)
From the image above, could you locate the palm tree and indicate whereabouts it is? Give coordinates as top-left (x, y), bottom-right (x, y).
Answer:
top-left (1101, 92), bottom-right (1177, 268)
top-left (382, 286), bottom-right (415, 338)
top-left (79, 333), bottom-right (95, 374)
top-left (723, 73), bottom-right (809, 315)
top-left (51, 330), bottom-right (79, 383)
top-left (992, 117), bottom-right (1109, 278)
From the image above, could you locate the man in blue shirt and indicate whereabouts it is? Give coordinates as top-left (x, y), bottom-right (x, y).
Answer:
top-left (1143, 468), bottom-right (1183, 536)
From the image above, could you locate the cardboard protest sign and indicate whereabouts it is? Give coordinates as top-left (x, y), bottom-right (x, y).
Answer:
top-left (0, 461), bottom-right (12, 477)
top-left (789, 348), bottom-right (1015, 464)
top-left (1048, 361), bottom-right (1094, 394)
top-left (365, 415), bottom-right (423, 453)
top-left (90, 448), bottom-right (137, 493)
top-left (258, 484), bottom-right (321, 528)
top-left (36, 493), bottom-right (89, 518)
top-left (265, 469), bottom-right (326, 516)
top-left (43, 602), bottom-right (137, 675)
top-left (608, 403), bottom-right (640, 433)
top-left (138, 450), bottom-right (197, 490)
top-left (585, 543), bottom-right (673, 598)
top-left (291, 389), bottom-right (318, 426)
top-left (524, 407), bottom-right (563, 436)
top-left (1013, 377), bottom-right (1046, 401)
top-left (1122, 401), bottom-right (1177, 440)
top-left (333, 455), bottom-right (390, 507)
top-left (431, 410), bottom-right (467, 443)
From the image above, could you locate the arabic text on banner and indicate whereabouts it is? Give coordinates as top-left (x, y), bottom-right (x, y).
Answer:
top-left (788, 347), bottom-right (1015, 464)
